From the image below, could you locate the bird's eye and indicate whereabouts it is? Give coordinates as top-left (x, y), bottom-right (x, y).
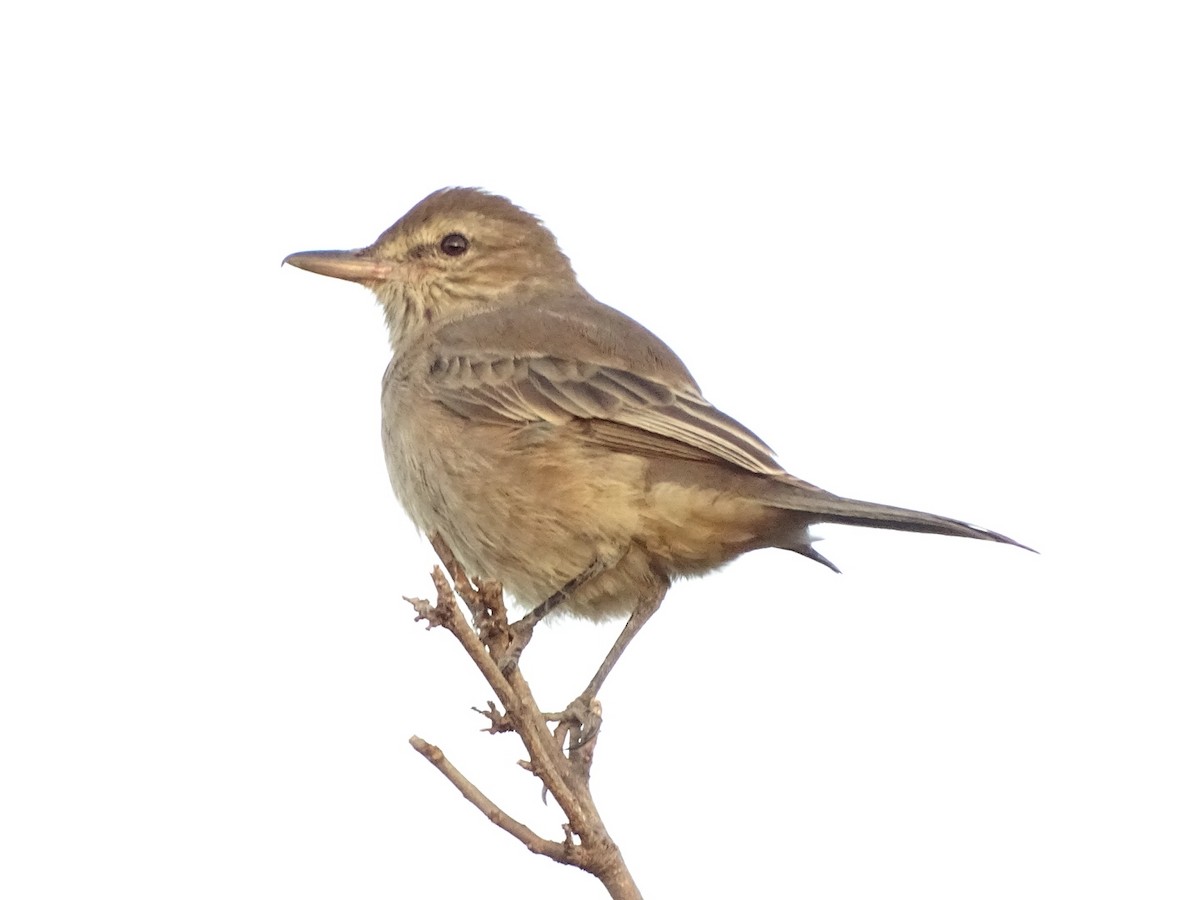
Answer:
top-left (440, 233), bottom-right (470, 257)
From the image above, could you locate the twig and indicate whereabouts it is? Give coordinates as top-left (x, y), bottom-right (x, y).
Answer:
top-left (408, 736), bottom-right (571, 862)
top-left (405, 536), bottom-right (642, 900)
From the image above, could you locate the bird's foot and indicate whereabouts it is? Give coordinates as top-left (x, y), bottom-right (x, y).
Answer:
top-left (546, 694), bottom-right (603, 752)
top-left (494, 617), bottom-right (534, 675)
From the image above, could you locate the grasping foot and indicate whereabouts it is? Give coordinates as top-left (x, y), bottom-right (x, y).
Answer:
top-left (495, 617), bottom-right (535, 675)
top-left (546, 694), bottom-right (604, 751)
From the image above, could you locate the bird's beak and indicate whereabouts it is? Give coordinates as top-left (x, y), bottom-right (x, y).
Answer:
top-left (282, 249), bottom-right (399, 284)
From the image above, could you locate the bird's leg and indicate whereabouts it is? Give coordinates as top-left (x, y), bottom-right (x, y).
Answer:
top-left (497, 559), bottom-right (609, 673)
top-left (580, 586), bottom-right (666, 700)
top-left (553, 584), bottom-right (667, 750)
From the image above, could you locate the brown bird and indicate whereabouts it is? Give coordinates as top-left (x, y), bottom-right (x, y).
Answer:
top-left (285, 188), bottom-right (1030, 726)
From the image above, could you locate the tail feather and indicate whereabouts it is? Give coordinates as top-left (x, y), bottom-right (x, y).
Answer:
top-left (767, 482), bottom-right (1035, 557)
top-left (812, 497), bottom-right (1031, 549)
top-left (795, 540), bottom-right (843, 574)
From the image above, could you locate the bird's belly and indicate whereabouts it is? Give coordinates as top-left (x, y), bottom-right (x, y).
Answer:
top-left (384, 405), bottom-right (665, 619)
top-left (382, 392), bottom-right (787, 621)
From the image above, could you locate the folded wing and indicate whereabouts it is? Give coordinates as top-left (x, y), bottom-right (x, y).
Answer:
top-left (428, 352), bottom-right (787, 476)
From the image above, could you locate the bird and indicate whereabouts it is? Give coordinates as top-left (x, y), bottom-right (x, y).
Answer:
top-left (284, 187), bottom-right (1030, 725)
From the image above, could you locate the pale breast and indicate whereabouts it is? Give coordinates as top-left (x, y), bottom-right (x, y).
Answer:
top-left (382, 361), bottom-right (657, 616)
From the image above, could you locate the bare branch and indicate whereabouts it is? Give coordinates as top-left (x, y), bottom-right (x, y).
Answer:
top-left (404, 538), bottom-right (643, 900)
top-left (408, 736), bottom-right (572, 863)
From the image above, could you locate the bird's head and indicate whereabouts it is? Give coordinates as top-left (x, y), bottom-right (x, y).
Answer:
top-left (284, 188), bottom-right (576, 350)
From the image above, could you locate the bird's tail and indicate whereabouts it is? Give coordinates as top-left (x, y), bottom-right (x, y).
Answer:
top-left (762, 480), bottom-right (1034, 572)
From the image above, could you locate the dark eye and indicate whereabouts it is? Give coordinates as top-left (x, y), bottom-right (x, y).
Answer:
top-left (439, 233), bottom-right (469, 257)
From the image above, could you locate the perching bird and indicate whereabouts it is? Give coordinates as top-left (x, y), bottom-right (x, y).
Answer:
top-left (285, 188), bottom-right (1030, 716)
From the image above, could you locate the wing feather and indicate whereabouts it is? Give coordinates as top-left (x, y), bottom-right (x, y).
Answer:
top-left (428, 352), bottom-right (784, 475)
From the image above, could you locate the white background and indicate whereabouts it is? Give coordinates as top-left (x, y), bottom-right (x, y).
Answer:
top-left (3, 2), bottom-right (1197, 897)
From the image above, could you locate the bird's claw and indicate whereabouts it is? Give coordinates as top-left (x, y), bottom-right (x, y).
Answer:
top-left (495, 619), bottom-right (534, 675)
top-left (548, 695), bottom-right (603, 751)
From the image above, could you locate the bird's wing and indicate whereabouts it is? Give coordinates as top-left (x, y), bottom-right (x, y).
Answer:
top-left (427, 351), bottom-right (786, 476)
